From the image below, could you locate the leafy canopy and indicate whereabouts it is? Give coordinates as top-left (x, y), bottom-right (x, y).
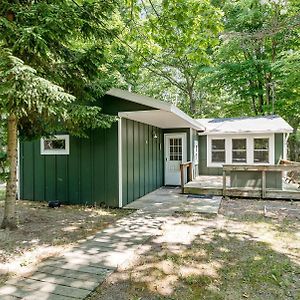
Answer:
top-left (0, 0), bottom-right (120, 138)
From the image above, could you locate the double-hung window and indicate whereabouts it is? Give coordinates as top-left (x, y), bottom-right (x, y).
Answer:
top-left (232, 139), bottom-right (247, 163)
top-left (207, 135), bottom-right (273, 167)
top-left (211, 139), bottom-right (225, 163)
top-left (254, 138), bottom-right (269, 163)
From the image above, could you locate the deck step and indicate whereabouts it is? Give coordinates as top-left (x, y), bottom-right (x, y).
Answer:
top-left (183, 187), bottom-right (222, 196)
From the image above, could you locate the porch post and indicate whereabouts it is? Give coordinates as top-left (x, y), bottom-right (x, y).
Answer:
top-left (222, 169), bottom-right (226, 197)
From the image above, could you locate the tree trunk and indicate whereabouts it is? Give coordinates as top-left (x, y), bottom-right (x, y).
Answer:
top-left (1, 114), bottom-right (18, 230)
top-left (187, 87), bottom-right (196, 115)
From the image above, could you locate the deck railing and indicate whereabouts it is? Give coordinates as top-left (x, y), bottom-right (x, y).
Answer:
top-left (223, 163), bottom-right (300, 199)
top-left (180, 161), bottom-right (193, 193)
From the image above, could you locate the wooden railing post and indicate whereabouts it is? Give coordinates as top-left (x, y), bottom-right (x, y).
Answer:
top-left (180, 164), bottom-right (184, 193)
top-left (222, 169), bottom-right (226, 197)
top-left (188, 162), bottom-right (193, 182)
top-left (261, 170), bottom-right (266, 199)
top-left (180, 161), bottom-right (193, 194)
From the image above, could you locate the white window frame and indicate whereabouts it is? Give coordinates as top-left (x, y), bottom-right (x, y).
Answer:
top-left (207, 134), bottom-right (274, 167)
top-left (41, 134), bottom-right (70, 155)
top-left (211, 138), bottom-right (226, 164)
top-left (231, 138), bottom-right (247, 163)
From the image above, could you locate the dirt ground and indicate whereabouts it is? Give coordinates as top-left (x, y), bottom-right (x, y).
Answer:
top-left (0, 199), bottom-right (131, 285)
top-left (88, 198), bottom-right (300, 300)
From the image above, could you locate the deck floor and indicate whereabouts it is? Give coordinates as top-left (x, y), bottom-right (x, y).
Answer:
top-left (184, 175), bottom-right (300, 199)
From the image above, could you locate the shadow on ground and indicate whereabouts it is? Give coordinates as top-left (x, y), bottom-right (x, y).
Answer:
top-left (88, 213), bottom-right (300, 300)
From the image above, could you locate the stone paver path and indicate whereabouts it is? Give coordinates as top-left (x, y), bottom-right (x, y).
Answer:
top-left (0, 188), bottom-right (221, 300)
top-left (125, 187), bottom-right (221, 215)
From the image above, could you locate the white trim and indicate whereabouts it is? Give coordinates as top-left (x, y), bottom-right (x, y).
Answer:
top-left (189, 128), bottom-right (193, 162)
top-left (164, 133), bottom-right (187, 185)
top-left (197, 116), bottom-right (293, 134)
top-left (207, 133), bottom-right (275, 168)
top-left (40, 135), bottom-right (70, 155)
top-left (118, 118), bottom-right (123, 208)
top-left (108, 88), bottom-right (204, 130)
top-left (17, 138), bottom-right (20, 200)
top-left (283, 133), bottom-right (289, 160)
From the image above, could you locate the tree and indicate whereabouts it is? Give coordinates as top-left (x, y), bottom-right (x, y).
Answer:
top-left (124, 0), bottom-right (223, 114)
top-left (0, 0), bottom-right (119, 229)
top-left (0, 51), bottom-right (76, 229)
top-left (210, 0), bottom-right (299, 113)
top-left (208, 0), bottom-right (300, 158)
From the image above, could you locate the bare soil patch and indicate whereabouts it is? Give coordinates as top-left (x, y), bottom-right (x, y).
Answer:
top-left (0, 199), bottom-right (131, 285)
top-left (88, 199), bottom-right (300, 300)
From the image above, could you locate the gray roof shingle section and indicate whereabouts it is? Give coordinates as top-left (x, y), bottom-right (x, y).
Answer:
top-left (196, 115), bottom-right (293, 134)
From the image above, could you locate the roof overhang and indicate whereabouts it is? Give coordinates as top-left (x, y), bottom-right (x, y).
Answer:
top-left (196, 116), bottom-right (293, 135)
top-left (107, 88), bottom-right (204, 130)
top-left (119, 110), bottom-right (203, 130)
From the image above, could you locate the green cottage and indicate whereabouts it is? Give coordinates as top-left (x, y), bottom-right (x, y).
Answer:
top-left (19, 89), bottom-right (294, 206)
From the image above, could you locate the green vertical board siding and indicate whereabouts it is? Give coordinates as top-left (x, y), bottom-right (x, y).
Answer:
top-left (93, 129), bottom-right (106, 205)
top-left (45, 156), bottom-right (56, 201)
top-left (21, 141), bottom-right (34, 200)
top-left (56, 156), bottom-right (67, 203)
top-left (105, 123), bottom-right (119, 207)
top-left (80, 137), bottom-right (92, 203)
top-left (275, 133), bottom-right (284, 163)
top-left (149, 126), bottom-right (154, 191)
top-left (121, 120), bottom-right (128, 205)
top-left (20, 126), bottom-right (119, 207)
top-left (139, 123), bottom-right (145, 197)
top-left (101, 95), bottom-right (155, 115)
top-left (198, 135), bottom-right (224, 176)
top-left (144, 125), bottom-right (149, 194)
top-left (133, 122), bottom-right (140, 200)
top-left (33, 141), bottom-right (45, 201)
top-left (121, 119), bottom-right (164, 205)
top-left (68, 137), bottom-right (80, 204)
top-left (126, 120), bottom-right (134, 203)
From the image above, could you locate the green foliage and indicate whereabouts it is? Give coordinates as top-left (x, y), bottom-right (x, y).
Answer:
top-left (124, 0), bottom-right (223, 114)
top-left (0, 0), bottom-right (120, 139)
top-left (0, 122), bottom-right (7, 181)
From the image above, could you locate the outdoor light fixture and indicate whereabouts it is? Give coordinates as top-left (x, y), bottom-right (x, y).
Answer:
top-left (152, 131), bottom-right (158, 139)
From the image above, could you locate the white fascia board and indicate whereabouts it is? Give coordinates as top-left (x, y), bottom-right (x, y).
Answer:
top-left (170, 106), bottom-right (205, 131)
top-left (107, 88), bottom-right (205, 131)
top-left (198, 129), bottom-right (293, 135)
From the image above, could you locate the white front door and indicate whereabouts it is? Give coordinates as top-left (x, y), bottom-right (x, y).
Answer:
top-left (164, 133), bottom-right (187, 185)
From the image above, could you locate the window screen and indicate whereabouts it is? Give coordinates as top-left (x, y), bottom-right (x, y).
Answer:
top-left (232, 139), bottom-right (247, 163)
top-left (254, 138), bottom-right (269, 163)
top-left (211, 139), bottom-right (225, 163)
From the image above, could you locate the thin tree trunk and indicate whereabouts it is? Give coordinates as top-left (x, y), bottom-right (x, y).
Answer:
top-left (1, 114), bottom-right (18, 230)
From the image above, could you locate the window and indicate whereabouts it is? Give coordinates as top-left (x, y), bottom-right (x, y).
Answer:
top-left (41, 135), bottom-right (70, 155)
top-left (169, 138), bottom-right (182, 161)
top-left (207, 134), bottom-right (274, 167)
top-left (254, 138), bottom-right (269, 163)
top-left (211, 139), bottom-right (225, 163)
top-left (194, 140), bottom-right (199, 163)
top-left (232, 139), bottom-right (247, 163)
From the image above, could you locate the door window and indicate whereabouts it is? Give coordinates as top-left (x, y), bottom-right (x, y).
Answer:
top-left (169, 138), bottom-right (182, 161)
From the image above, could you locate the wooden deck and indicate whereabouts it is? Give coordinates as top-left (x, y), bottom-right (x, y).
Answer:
top-left (184, 175), bottom-right (300, 200)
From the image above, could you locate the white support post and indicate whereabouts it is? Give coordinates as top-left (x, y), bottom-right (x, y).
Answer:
top-left (118, 118), bottom-right (123, 208)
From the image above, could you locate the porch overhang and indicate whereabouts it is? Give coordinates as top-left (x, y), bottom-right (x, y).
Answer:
top-left (107, 88), bottom-right (205, 131)
top-left (118, 109), bottom-right (203, 130)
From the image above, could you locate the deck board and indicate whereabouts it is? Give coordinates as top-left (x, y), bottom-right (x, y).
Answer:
top-left (184, 175), bottom-right (300, 199)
